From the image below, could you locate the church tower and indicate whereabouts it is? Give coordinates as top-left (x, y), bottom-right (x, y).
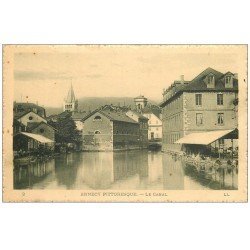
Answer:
top-left (134, 95), bottom-right (148, 111)
top-left (63, 83), bottom-right (78, 112)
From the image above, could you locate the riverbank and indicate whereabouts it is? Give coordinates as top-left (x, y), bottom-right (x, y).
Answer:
top-left (13, 150), bottom-right (237, 190)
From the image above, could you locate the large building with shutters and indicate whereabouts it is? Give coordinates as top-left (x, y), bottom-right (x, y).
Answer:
top-left (133, 95), bottom-right (162, 141)
top-left (160, 68), bottom-right (238, 153)
top-left (81, 106), bottom-right (141, 151)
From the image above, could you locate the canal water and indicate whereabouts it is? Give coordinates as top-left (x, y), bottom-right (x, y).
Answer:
top-left (14, 150), bottom-right (238, 190)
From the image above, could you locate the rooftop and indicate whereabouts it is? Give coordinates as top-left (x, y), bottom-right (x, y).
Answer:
top-left (71, 111), bottom-right (88, 120)
top-left (14, 102), bottom-right (46, 118)
top-left (134, 95), bottom-right (147, 99)
top-left (26, 121), bottom-right (57, 132)
top-left (127, 110), bottom-right (149, 120)
top-left (160, 67), bottom-right (238, 107)
top-left (82, 109), bottom-right (138, 124)
top-left (141, 105), bottom-right (162, 119)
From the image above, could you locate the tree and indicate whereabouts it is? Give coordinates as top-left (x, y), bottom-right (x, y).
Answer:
top-left (48, 116), bottom-right (79, 144)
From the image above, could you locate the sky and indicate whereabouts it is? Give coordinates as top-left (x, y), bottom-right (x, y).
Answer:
top-left (13, 45), bottom-right (243, 107)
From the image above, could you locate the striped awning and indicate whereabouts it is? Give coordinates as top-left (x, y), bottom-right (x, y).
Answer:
top-left (175, 129), bottom-right (237, 145)
top-left (18, 132), bottom-right (54, 143)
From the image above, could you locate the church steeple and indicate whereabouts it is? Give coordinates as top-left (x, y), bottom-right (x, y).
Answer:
top-left (63, 82), bottom-right (78, 112)
top-left (66, 83), bottom-right (76, 103)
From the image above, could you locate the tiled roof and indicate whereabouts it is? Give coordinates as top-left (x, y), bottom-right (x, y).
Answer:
top-left (141, 105), bottom-right (162, 119)
top-left (71, 112), bottom-right (88, 120)
top-left (14, 111), bottom-right (28, 119)
top-left (183, 67), bottom-right (238, 92)
top-left (27, 121), bottom-right (57, 131)
top-left (14, 102), bottom-right (46, 119)
top-left (26, 122), bottom-right (41, 131)
top-left (82, 109), bottom-right (138, 124)
top-left (47, 111), bottom-right (72, 120)
top-left (101, 110), bottom-right (138, 123)
top-left (14, 110), bottom-right (46, 120)
top-left (160, 68), bottom-right (238, 107)
top-left (14, 102), bottom-right (45, 111)
top-left (128, 110), bottom-right (148, 120)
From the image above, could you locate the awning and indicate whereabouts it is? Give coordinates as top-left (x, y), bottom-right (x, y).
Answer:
top-left (17, 132), bottom-right (54, 143)
top-left (175, 129), bottom-right (237, 145)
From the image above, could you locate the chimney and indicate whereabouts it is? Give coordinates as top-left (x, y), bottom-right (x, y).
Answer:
top-left (162, 88), bottom-right (165, 96)
top-left (180, 75), bottom-right (184, 84)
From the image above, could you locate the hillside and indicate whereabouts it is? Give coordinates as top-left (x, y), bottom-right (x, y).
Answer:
top-left (45, 97), bottom-right (160, 116)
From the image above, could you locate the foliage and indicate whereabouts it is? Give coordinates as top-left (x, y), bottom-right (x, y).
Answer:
top-left (48, 115), bottom-right (80, 144)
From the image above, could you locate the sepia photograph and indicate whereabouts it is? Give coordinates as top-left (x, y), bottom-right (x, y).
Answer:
top-left (2, 44), bottom-right (247, 202)
top-left (2, 2), bottom-right (250, 250)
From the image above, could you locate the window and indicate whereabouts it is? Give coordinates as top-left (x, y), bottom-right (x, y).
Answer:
top-left (217, 94), bottom-right (223, 105)
top-left (195, 94), bottom-right (202, 106)
top-left (208, 75), bottom-right (214, 84)
top-left (225, 76), bottom-right (231, 84)
top-left (40, 128), bottom-right (44, 133)
top-left (93, 115), bottom-right (102, 121)
top-left (94, 130), bottom-right (101, 134)
top-left (217, 113), bottom-right (224, 125)
top-left (196, 113), bottom-right (203, 126)
top-left (29, 116), bottom-right (33, 120)
top-left (151, 132), bottom-right (154, 140)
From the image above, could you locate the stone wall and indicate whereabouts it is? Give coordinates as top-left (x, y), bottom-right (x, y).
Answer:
top-left (18, 111), bottom-right (47, 126)
top-left (82, 112), bottom-right (113, 151)
top-left (113, 121), bottom-right (140, 150)
top-left (184, 92), bottom-right (237, 133)
top-left (162, 94), bottom-right (184, 148)
top-left (161, 91), bottom-right (238, 152)
top-left (31, 123), bottom-right (55, 141)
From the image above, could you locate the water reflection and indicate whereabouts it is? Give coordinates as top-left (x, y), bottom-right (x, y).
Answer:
top-left (14, 151), bottom-right (238, 190)
top-left (54, 153), bottom-right (83, 189)
top-left (14, 159), bottom-right (55, 189)
top-left (162, 154), bottom-right (185, 190)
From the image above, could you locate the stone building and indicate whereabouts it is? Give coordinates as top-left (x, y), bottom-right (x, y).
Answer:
top-left (160, 68), bottom-right (238, 153)
top-left (142, 106), bottom-right (162, 141)
top-left (81, 108), bottom-right (140, 151)
top-left (14, 108), bottom-right (56, 141)
top-left (13, 103), bottom-right (56, 152)
top-left (134, 95), bottom-right (162, 141)
top-left (13, 102), bottom-right (46, 118)
top-left (26, 121), bottom-right (56, 141)
top-left (15, 110), bottom-right (47, 127)
top-left (126, 110), bottom-right (149, 148)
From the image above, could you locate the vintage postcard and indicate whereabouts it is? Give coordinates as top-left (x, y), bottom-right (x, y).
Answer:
top-left (2, 45), bottom-right (248, 202)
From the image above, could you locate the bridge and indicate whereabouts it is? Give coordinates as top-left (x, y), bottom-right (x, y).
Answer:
top-left (148, 139), bottom-right (162, 150)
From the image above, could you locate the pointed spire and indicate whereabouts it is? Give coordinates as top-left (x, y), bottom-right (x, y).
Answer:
top-left (66, 79), bottom-right (76, 103)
